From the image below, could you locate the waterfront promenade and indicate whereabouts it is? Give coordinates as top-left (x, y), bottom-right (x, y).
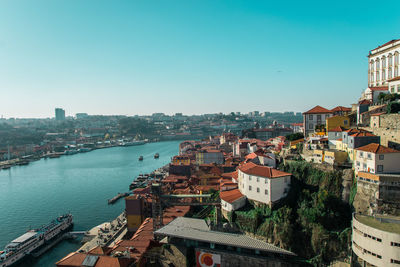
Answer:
top-left (0, 141), bottom-right (179, 267)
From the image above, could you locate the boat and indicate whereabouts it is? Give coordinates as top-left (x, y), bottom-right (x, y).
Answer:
top-left (120, 140), bottom-right (146, 147)
top-left (0, 214), bottom-right (73, 267)
top-left (138, 156), bottom-right (143, 161)
top-left (154, 153), bottom-right (159, 159)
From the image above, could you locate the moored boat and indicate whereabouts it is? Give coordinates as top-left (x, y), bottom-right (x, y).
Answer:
top-left (154, 153), bottom-right (159, 159)
top-left (138, 156), bottom-right (143, 161)
top-left (0, 214), bottom-right (73, 267)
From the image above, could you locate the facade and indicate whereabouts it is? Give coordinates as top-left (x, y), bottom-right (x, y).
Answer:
top-left (352, 213), bottom-right (400, 267)
top-left (237, 162), bottom-right (291, 206)
top-left (290, 122), bottom-right (304, 133)
top-left (220, 189), bottom-right (246, 215)
top-left (195, 150), bottom-right (224, 164)
top-left (125, 195), bottom-right (151, 233)
top-left (388, 76), bottom-right (400, 93)
top-left (357, 100), bottom-right (371, 125)
top-left (354, 143), bottom-right (400, 175)
top-left (326, 115), bottom-right (350, 132)
top-left (331, 106), bottom-right (352, 116)
top-left (253, 127), bottom-right (293, 141)
top-left (362, 86), bottom-right (389, 103)
top-left (368, 39), bottom-right (400, 87)
top-left (302, 105), bottom-right (333, 137)
top-left (55, 108), bottom-right (65, 121)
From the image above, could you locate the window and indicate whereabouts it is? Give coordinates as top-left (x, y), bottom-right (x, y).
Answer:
top-left (309, 114), bottom-right (313, 120)
top-left (367, 153), bottom-right (372, 159)
top-left (249, 185), bottom-right (252, 191)
top-left (265, 179), bottom-right (267, 184)
top-left (256, 177), bottom-right (259, 182)
top-left (363, 163), bottom-right (367, 169)
top-left (360, 152), bottom-right (364, 157)
top-left (356, 161), bottom-right (360, 166)
top-left (265, 189), bottom-right (268, 195)
top-left (249, 175), bottom-right (251, 181)
top-left (344, 120), bottom-right (348, 125)
top-left (379, 155), bottom-right (384, 160)
top-left (391, 259), bottom-right (400, 264)
top-left (391, 241), bottom-right (400, 247)
top-left (391, 86), bottom-right (396, 93)
top-left (257, 187), bottom-right (260, 193)
top-left (377, 165), bottom-right (383, 172)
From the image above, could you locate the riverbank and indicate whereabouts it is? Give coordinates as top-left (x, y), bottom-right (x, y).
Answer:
top-left (0, 140), bottom-right (180, 267)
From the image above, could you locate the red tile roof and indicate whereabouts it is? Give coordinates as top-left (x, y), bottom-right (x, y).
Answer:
top-left (350, 132), bottom-right (376, 137)
top-left (356, 143), bottom-right (400, 154)
top-left (371, 112), bottom-right (385, 116)
top-left (329, 126), bottom-right (347, 132)
top-left (239, 162), bottom-right (291, 178)
top-left (388, 76), bottom-right (400, 82)
top-left (303, 105), bottom-right (333, 114)
top-left (220, 189), bottom-right (245, 204)
top-left (331, 106), bottom-right (352, 112)
top-left (358, 99), bottom-right (372, 105)
top-left (370, 39), bottom-right (400, 52)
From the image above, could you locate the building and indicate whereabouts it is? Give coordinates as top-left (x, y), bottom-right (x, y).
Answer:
top-left (326, 115), bottom-right (350, 132)
top-left (237, 162), bottom-right (291, 206)
top-left (368, 39), bottom-right (400, 87)
top-left (352, 213), bottom-right (400, 267)
top-left (220, 189), bottom-right (246, 216)
top-left (388, 76), bottom-right (400, 93)
top-left (354, 143), bottom-right (400, 175)
top-left (290, 122), bottom-right (304, 133)
top-left (331, 106), bottom-right (352, 116)
top-left (195, 150), bottom-right (224, 164)
top-left (55, 108), bottom-right (65, 121)
top-left (302, 105), bottom-right (333, 137)
top-left (125, 195), bottom-right (151, 233)
top-left (155, 217), bottom-right (297, 267)
top-left (253, 127), bottom-right (293, 141)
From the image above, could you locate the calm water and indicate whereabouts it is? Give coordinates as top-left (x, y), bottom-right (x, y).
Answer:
top-left (0, 141), bottom-right (180, 267)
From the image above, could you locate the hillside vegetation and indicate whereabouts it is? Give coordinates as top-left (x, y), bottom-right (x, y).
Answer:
top-left (230, 160), bottom-right (352, 266)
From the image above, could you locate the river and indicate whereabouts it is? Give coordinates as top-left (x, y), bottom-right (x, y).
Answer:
top-left (0, 141), bottom-right (180, 267)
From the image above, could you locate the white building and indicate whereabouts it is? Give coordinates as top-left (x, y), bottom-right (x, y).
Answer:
top-left (220, 189), bottom-right (246, 213)
top-left (354, 143), bottom-right (400, 175)
top-left (368, 39), bottom-right (400, 87)
top-left (388, 76), bottom-right (400, 94)
top-left (352, 213), bottom-right (400, 267)
top-left (237, 162), bottom-right (291, 206)
top-left (302, 105), bottom-right (333, 137)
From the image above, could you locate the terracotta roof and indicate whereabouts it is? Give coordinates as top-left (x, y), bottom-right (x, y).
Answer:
top-left (350, 132), bottom-right (376, 137)
top-left (303, 105), bottom-right (333, 114)
top-left (220, 189), bottom-right (245, 204)
top-left (221, 170), bottom-right (238, 180)
top-left (291, 122), bottom-right (303, 126)
top-left (356, 143), bottom-right (400, 154)
top-left (369, 86), bottom-right (388, 91)
top-left (371, 112), bottom-right (385, 116)
top-left (388, 76), bottom-right (400, 82)
top-left (358, 99), bottom-right (372, 105)
top-left (329, 126), bottom-right (347, 132)
top-left (370, 39), bottom-right (400, 52)
top-left (239, 162), bottom-right (291, 178)
top-left (331, 106), bottom-right (352, 112)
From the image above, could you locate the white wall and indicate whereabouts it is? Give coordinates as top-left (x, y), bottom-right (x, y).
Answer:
top-left (238, 169), bottom-right (290, 205)
top-left (221, 197), bottom-right (246, 212)
top-left (356, 150), bottom-right (400, 174)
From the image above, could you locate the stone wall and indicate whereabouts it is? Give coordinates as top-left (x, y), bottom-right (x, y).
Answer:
top-left (367, 114), bottom-right (400, 149)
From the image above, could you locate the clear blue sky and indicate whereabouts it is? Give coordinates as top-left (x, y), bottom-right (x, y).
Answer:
top-left (0, 0), bottom-right (399, 118)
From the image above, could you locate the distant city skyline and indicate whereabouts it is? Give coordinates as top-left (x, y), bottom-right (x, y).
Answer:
top-left (1, 0), bottom-right (399, 118)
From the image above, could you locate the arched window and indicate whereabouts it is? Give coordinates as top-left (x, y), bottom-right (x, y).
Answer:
top-left (395, 52), bottom-right (399, 65)
top-left (382, 57), bottom-right (386, 68)
top-left (395, 66), bottom-right (399, 77)
top-left (389, 54), bottom-right (393, 67)
top-left (382, 69), bottom-right (386, 81)
top-left (376, 59), bottom-right (380, 69)
top-left (389, 67), bottom-right (393, 79)
top-left (376, 71), bottom-right (380, 81)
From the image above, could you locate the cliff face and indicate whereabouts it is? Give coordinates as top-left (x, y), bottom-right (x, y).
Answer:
top-left (231, 160), bottom-right (352, 265)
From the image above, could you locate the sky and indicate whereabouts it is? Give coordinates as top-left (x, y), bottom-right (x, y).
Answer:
top-left (0, 0), bottom-right (399, 118)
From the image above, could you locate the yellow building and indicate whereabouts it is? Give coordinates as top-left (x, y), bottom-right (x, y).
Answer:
top-left (326, 115), bottom-right (350, 132)
top-left (324, 150), bottom-right (348, 165)
top-left (172, 155), bottom-right (191, 165)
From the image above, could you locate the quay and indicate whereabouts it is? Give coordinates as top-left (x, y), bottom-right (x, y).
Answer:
top-left (77, 212), bottom-right (127, 253)
top-left (108, 192), bottom-right (130, 205)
